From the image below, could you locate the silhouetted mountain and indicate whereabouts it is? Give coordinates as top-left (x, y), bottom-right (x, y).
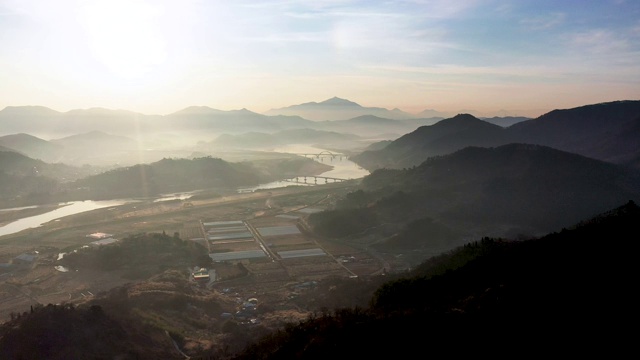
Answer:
top-left (70, 156), bottom-right (330, 199)
top-left (507, 100), bottom-right (640, 163)
top-left (352, 100), bottom-right (640, 170)
top-left (232, 201), bottom-right (638, 358)
top-left (0, 106), bottom-right (62, 137)
top-left (352, 113), bottom-right (508, 169)
top-left (0, 106), bottom-right (157, 139)
top-left (0, 150), bottom-right (91, 206)
top-left (0, 133), bottom-right (64, 162)
top-left (309, 144), bottom-right (640, 263)
top-left (0, 105), bottom-right (314, 140)
top-left (71, 157), bottom-right (266, 199)
top-left (264, 97), bottom-right (417, 121)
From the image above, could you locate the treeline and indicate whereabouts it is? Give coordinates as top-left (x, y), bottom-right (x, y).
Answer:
top-left (3, 201), bottom-right (637, 358)
top-left (0, 303), bottom-right (182, 360)
top-left (0, 153), bottom-right (334, 206)
top-left (71, 157), bottom-right (266, 199)
top-left (60, 232), bottom-right (211, 278)
top-left (224, 200), bottom-right (639, 359)
top-left (308, 144), bottom-right (640, 252)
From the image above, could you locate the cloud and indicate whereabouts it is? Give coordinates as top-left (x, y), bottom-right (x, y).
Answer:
top-left (520, 12), bottom-right (565, 30)
top-left (569, 29), bottom-right (630, 54)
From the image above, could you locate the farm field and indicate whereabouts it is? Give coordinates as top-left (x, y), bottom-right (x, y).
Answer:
top-left (0, 181), bottom-right (388, 325)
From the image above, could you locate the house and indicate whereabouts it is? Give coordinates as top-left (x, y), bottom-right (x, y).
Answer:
top-left (220, 312), bottom-right (233, 319)
top-left (192, 268), bottom-right (210, 280)
top-left (86, 232), bottom-right (113, 239)
top-left (12, 253), bottom-right (37, 266)
top-left (0, 263), bottom-right (14, 274)
top-left (89, 238), bottom-right (118, 246)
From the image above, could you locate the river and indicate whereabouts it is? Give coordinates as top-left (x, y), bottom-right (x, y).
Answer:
top-left (237, 145), bottom-right (370, 192)
top-left (0, 199), bottom-right (135, 237)
top-left (0, 145), bottom-right (369, 237)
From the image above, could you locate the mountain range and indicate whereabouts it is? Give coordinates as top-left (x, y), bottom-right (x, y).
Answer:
top-left (2, 200), bottom-right (636, 358)
top-left (0, 97), bottom-right (527, 141)
top-left (264, 96), bottom-right (531, 121)
top-left (264, 96), bottom-right (421, 121)
top-left (351, 100), bottom-right (640, 170)
top-left (309, 143), bottom-right (640, 264)
top-left (2, 98), bottom-right (639, 357)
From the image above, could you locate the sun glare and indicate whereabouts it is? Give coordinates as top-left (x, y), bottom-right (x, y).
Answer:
top-left (77, 0), bottom-right (167, 80)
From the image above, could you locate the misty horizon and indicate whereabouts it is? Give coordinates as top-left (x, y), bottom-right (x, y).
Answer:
top-left (1, 1), bottom-right (637, 117)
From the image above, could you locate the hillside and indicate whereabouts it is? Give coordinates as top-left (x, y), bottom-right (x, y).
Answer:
top-left (352, 100), bottom-right (640, 170)
top-left (264, 96), bottom-right (417, 121)
top-left (0, 150), bottom-right (96, 206)
top-left (0, 133), bottom-right (64, 163)
top-left (308, 143), bottom-right (640, 263)
top-left (71, 156), bottom-right (331, 199)
top-left (0, 152), bottom-right (331, 207)
top-left (229, 200), bottom-right (639, 358)
top-left (0, 232), bottom-right (221, 359)
top-left (351, 113), bottom-right (509, 169)
top-left (1, 200), bottom-right (636, 358)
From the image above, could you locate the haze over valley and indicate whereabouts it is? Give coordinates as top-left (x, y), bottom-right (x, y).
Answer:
top-left (1, 0), bottom-right (639, 358)
top-left (2, 96), bottom-right (640, 358)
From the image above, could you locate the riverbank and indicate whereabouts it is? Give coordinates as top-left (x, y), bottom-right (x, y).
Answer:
top-left (0, 204), bottom-right (65, 228)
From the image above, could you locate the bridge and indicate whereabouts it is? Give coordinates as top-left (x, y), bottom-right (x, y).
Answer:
top-left (283, 175), bottom-right (349, 184)
top-left (295, 151), bottom-right (348, 161)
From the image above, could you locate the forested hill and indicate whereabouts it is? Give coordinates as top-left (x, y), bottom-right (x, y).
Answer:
top-left (229, 200), bottom-right (639, 359)
top-left (1, 202), bottom-right (636, 358)
top-left (352, 100), bottom-right (640, 170)
top-left (308, 143), bottom-right (640, 257)
top-left (351, 113), bottom-right (508, 169)
top-left (0, 153), bottom-right (331, 207)
top-left (72, 156), bottom-right (329, 199)
top-left (0, 150), bottom-right (91, 206)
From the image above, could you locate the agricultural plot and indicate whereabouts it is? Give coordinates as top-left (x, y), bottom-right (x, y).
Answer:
top-left (209, 240), bottom-right (261, 253)
top-left (256, 225), bottom-right (301, 237)
top-left (281, 256), bottom-right (350, 280)
top-left (201, 210), bottom-right (383, 290)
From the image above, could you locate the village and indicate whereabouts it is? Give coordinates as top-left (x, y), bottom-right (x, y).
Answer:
top-left (0, 185), bottom-right (394, 326)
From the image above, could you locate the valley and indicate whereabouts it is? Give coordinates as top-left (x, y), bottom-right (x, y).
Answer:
top-left (0, 180), bottom-right (405, 356)
top-left (1, 1), bottom-right (637, 356)
top-left (0, 98), bottom-right (639, 358)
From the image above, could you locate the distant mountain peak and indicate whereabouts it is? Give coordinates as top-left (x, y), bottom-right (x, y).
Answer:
top-left (319, 97), bottom-right (361, 107)
top-left (0, 105), bottom-right (61, 116)
top-left (169, 106), bottom-right (221, 116)
top-left (234, 108), bottom-right (257, 114)
top-left (447, 113), bottom-right (483, 123)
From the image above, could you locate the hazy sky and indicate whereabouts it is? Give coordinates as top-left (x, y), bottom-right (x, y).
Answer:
top-left (1, 0), bottom-right (638, 117)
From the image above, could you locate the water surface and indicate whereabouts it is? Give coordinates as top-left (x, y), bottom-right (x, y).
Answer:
top-left (0, 200), bottom-right (133, 237)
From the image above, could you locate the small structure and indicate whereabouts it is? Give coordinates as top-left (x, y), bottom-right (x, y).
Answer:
top-left (86, 232), bottom-right (113, 239)
top-left (89, 238), bottom-right (118, 246)
top-left (220, 312), bottom-right (233, 319)
top-left (192, 267), bottom-right (210, 281)
top-left (0, 263), bottom-right (14, 274)
top-left (12, 253), bottom-right (37, 266)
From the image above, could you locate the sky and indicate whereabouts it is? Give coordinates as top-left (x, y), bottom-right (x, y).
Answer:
top-left (0, 0), bottom-right (639, 117)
